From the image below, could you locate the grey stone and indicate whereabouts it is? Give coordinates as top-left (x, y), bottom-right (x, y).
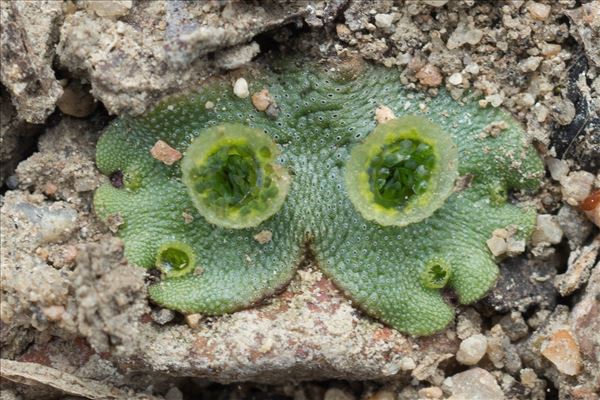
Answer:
top-left (443, 368), bottom-right (505, 400)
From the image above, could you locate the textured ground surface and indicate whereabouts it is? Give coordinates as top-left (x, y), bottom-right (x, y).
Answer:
top-left (1, 1), bottom-right (599, 399)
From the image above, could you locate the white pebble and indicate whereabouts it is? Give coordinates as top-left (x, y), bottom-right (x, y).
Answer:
top-left (233, 78), bottom-right (249, 98)
top-left (546, 157), bottom-right (569, 181)
top-left (561, 171), bottom-right (595, 206)
top-left (528, 2), bottom-right (551, 20)
top-left (531, 214), bottom-right (563, 246)
top-left (448, 72), bottom-right (463, 86)
top-left (374, 13), bottom-right (393, 30)
top-left (456, 334), bottom-right (488, 365)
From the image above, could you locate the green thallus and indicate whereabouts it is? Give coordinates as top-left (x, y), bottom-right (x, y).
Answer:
top-left (94, 58), bottom-right (543, 336)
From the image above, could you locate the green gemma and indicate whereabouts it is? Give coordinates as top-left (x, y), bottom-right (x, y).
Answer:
top-left (94, 58), bottom-right (543, 336)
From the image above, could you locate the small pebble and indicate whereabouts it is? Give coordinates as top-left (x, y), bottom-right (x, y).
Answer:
top-left (336, 24), bottom-right (352, 40)
top-left (233, 78), bottom-right (249, 99)
top-left (464, 63), bottom-right (480, 75)
top-left (39, 207), bottom-right (78, 243)
top-left (552, 99), bottom-right (576, 125)
top-left (185, 313), bottom-right (203, 329)
top-left (456, 334), bottom-right (488, 365)
top-left (506, 237), bottom-right (525, 256)
top-left (447, 25), bottom-right (483, 49)
top-left (531, 214), bottom-right (563, 246)
top-left (415, 64), bottom-right (443, 87)
top-left (265, 103), bottom-right (280, 119)
top-left (251, 89), bottom-right (272, 111)
top-left (399, 356), bottom-right (416, 370)
top-left (556, 205), bottom-right (593, 247)
top-left (253, 230), bottom-right (272, 244)
top-left (560, 171), bottom-right (595, 206)
top-left (485, 93), bottom-right (504, 107)
top-left (448, 72), bottom-right (463, 86)
top-left (42, 305), bottom-right (65, 322)
top-left (541, 43), bottom-right (561, 57)
top-left (375, 105), bottom-right (395, 124)
top-left (546, 157), bottom-right (569, 181)
top-left (204, 101), bottom-right (214, 109)
top-left (486, 235), bottom-right (507, 257)
top-left (150, 140), bottom-right (182, 166)
top-left (443, 368), bottom-right (504, 400)
top-left (374, 13), bottom-right (393, 30)
top-left (85, 0), bottom-right (132, 17)
top-left (151, 308), bottom-right (176, 325)
top-left (519, 368), bottom-right (539, 388)
top-left (527, 2), bottom-right (551, 20)
top-left (417, 386), bottom-right (443, 399)
top-left (423, 0), bottom-right (448, 6)
top-left (5, 175), bottom-right (19, 190)
top-left (541, 328), bottom-right (583, 375)
top-left (43, 182), bottom-right (58, 197)
top-left (519, 56), bottom-right (543, 72)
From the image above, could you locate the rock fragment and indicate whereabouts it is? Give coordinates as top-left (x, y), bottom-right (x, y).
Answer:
top-left (151, 308), bottom-right (176, 325)
top-left (443, 368), bottom-right (504, 400)
top-left (518, 56), bottom-right (543, 72)
top-left (417, 387), bottom-right (443, 399)
top-left (42, 305), bottom-right (65, 322)
top-left (486, 227), bottom-right (523, 257)
top-left (565, 2), bottom-right (600, 66)
top-left (215, 42), bottom-right (260, 70)
top-left (415, 64), bottom-right (443, 87)
top-left (546, 157), bottom-right (569, 181)
top-left (527, 2), bottom-right (551, 21)
top-left (423, 1), bottom-right (449, 8)
top-left (185, 313), bottom-right (202, 329)
top-left (531, 214), bottom-right (563, 246)
top-left (0, 1), bottom-right (63, 123)
top-left (456, 334), bottom-right (487, 366)
top-left (233, 77), bottom-right (249, 99)
top-left (251, 88), bottom-right (273, 111)
top-left (556, 205), bottom-right (593, 248)
top-left (84, 0), bottom-right (132, 18)
top-left (448, 72), bottom-right (463, 86)
top-left (253, 230), bottom-right (273, 244)
top-left (554, 236), bottom-right (600, 296)
top-left (540, 328), bottom-right (583, 376)
top-left (487, 234), bottom-right (507, 257)
top-left (374, 13), bottom-right (393, 30)
top-left (375, 105), bottom-right (395, 124)
top-left (150, 140), bottom-right (182, 166)
top-left (570, 262), bottom-right (600, 378)
top-left (447, 23), bottom-right (484, 50)
top-left (560, 171), bottom-right (595, 206)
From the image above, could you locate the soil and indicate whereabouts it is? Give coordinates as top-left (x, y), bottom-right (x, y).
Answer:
top-left (1, 1), bottom-right (599, 399)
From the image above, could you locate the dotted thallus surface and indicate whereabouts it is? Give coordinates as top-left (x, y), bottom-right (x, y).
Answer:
top-left (94, 60), bottom-right (543, 336)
